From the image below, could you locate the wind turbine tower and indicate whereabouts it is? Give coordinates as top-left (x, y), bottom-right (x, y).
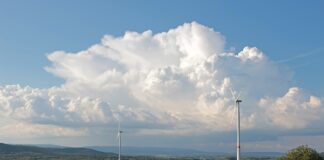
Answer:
top-left (236, 99), bottom-right (242, 160)
top-left (117, 122), bottom-right (123, 160)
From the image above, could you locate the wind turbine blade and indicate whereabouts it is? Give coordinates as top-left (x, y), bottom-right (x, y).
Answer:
top-left (230, 88), bottom-right (236, 100)
top-left (118, 120), bottom-right (121, 132)
top-left (116, 132), bottom-right (120, 139)
top-left (236, 91), bottom-right (241, 100)
top-left (229, 87), bottom-right (237, 127)
top-left (229, 104), bottom-right (237, 126)
top-left (117, 119), bottom-right (121, 139)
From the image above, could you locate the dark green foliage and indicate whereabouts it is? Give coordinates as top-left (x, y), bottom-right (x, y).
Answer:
top-left (278, 145), bottom-right (323, 160)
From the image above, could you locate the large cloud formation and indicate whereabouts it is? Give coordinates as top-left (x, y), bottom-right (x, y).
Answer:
top-left (0, 22), bottom-right (323, 148)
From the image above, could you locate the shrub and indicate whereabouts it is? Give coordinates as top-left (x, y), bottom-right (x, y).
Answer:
top-left (278, 145), bottom-right (323, 160)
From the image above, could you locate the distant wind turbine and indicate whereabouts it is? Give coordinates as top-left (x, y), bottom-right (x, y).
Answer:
top-left (117, 121), bottom-right (123, 160)
top-left (231, 89), bottom-right (242, 160)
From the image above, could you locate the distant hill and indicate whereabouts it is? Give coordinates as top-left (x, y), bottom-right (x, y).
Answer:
top-left (0, 143), bottom-right (284, 158)
top-left (0, 143), bottom-right (114, 156)
top-left (87, 146), bottom-right (283, 157)
top-left (88, 146), bottom-right (211, 156)
top-left (242, 152), bottom-right (283, 157)
top-left (29, 144), bottom-right (65, 148)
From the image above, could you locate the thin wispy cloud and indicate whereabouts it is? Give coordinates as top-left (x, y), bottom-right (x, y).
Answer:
top-left (276, 47), bottom-right (324, 63)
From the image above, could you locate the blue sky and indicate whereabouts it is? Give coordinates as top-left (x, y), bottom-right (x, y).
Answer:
top-left (0, 0), bottom-right (324, 152)
top-left (1, 0), bottom-right (323, 94)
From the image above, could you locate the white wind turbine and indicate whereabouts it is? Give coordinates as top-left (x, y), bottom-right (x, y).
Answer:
top-left (230, 89), bottom-right (242, 160)
top-left (117, 121), bottom-right (123, 160)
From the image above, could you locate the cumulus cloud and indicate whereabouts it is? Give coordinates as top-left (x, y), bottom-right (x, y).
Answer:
top-left (259, 87), bottom-right (324, 129)
top-left (1, 22), bottom-right (323, 144)
top-left (0, 85), bottom-right (113, 126)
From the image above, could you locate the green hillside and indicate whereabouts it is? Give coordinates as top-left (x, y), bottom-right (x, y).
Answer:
top-left (0, 143), bottom-right (116, 158)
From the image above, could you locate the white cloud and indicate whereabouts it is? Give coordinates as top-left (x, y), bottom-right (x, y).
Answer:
top-left (0, 85), bottom-right (111, 125)
top-left (0, 121), bottom-right (87, 138)
top-left (238, 46), bottom-right (266, 62)
top-left (1, 22), bottom-right (323, 148)
top-left (259, 87), bottom-right (324, 129)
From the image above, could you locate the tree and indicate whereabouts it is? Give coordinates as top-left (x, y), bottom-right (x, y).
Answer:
top-left (278, 145), bottom-right (323, 160)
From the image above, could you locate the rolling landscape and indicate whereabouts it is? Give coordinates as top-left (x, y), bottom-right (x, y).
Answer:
top-left (0, 143), bottom-right (285, 160)
top-left (1, 142), bottom-right (323, 160)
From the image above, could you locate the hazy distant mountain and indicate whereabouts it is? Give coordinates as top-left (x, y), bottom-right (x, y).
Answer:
top-left (87, 146), bottom-right (211, 156)
top-left (242, 152), bottom-right (283, 157)
top-left (0, 143), bottom-right (114, 156)
top-left (29, 144), bottom-right (65, 148)
top-left (87, 146), bottom-right (283, 157)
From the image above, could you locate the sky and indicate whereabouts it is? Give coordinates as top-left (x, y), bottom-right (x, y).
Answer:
top-left (0, 0), bottom-right (324, 153)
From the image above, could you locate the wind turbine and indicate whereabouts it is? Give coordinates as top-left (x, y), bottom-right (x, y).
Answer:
top-left (117, 121), bottom-right (123, 160)
top-left (236, 98), bottom-right (242, 160)
top-left (231, 89), bottom-right (242, 160)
